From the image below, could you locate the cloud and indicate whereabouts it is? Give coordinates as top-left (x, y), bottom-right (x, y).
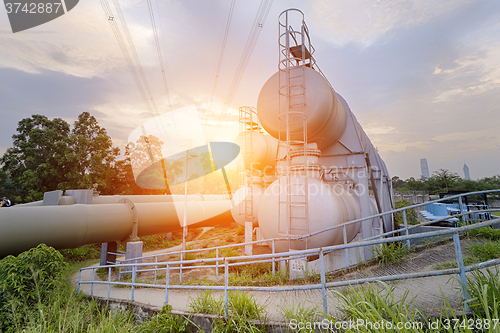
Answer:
top-left (309, 0), bottom-right (477, 47)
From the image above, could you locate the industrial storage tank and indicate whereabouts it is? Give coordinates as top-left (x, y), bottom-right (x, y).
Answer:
top-left (235, 131), bottom-right (278, 172)
top-left (257, 176), bottom-right (363, 252)
top-left (230, 185), bottom-right (263, 227)
top-left (257, 66), bottom-right (348, 149)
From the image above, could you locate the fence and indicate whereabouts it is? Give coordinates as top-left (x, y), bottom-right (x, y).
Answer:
top-left (78, 190), bottom-right (500, 317)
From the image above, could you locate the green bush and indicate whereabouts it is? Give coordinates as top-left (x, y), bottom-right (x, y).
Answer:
top-left (0, 244), bottom-right (68, 331)
top-left (59, 244), bottom-right (101, 262)
top-left (394, 200), bottom-right (419, 228)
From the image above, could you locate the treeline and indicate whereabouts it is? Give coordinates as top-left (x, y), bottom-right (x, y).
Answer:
top-left (392, 169), bottom-right (500, 195)
top-left (0, 112), bottom-right (237, 203)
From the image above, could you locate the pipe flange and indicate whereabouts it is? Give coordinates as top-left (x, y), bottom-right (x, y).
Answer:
top-left (290, 148), bottom-right (321, 158)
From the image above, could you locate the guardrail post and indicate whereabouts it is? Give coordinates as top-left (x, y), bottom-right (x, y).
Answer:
top-left (343, 224), bottom-right (349, 268)
top-left (154, 256), bottom-right (158, 284)
top-left (458, 196), bottom-right (465, 225)
top-left (90, 267), bottom-right (95, 296)
top-left (216, 248), bottom-right (219, 283)
top-left (224, 259), bottom-right (229, 318)
top-left (131, 265), bottom-right (136, 302)
top-left (272, 239), bottom-right (276, 277)
top-left (403, 210), bottom-right (410, 249)
top-left (77, 269), bottom-right (82, 294)
top-left (320, 250), bottom-right (327, 315)
top-left (453, 231), bottom-right (470, 312)
top-left (165, 264), bottom-right (170, 306)
top-left (180, 251), bottom-right (183, 284)
top-left (107, 266), bottom-right (111, 299)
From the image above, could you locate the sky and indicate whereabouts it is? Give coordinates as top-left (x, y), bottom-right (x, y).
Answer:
top-left (0, 0), bottom-right (499, 181)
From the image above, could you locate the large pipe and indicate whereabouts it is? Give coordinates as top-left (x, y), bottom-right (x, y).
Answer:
top-left (0, 200), bottom-right (233, 257)
top-left (92, 194), bottom-right (225, 204)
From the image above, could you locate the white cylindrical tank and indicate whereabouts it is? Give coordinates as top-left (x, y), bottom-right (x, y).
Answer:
top-left (257, 67), bottom-right (348, 150)
top-left (235, 131), bottom-right (278, 172)
top-left (258, 176), bottom-right (361, 252)
top-left (230, 185), bottom-right (263, 227)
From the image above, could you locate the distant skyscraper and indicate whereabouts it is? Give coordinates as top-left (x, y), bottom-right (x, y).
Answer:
top-left (463, 163), bottom-right (470, 180)
top-left (420, 158), bottom-right (430, 180)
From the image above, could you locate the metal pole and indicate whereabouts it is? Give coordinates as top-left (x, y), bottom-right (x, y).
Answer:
top-left (216, 248), bottom-right (219, 283)
top-left (154, 256), bottom-right (158, 284)
top-left (403, 210), bottom-right (410, 249)
top-left (320, 250), bottom-right (327, 315)
top-left (131, 265), bottom-right (136, 302)
top-left (77, 269), bottom-right (82, 294)
top-left (453, 231), bottom-right (470, 312)
top-left (272, 239), bottom-right (276, 277)
top-left (343, 224), bottom-right (349, 268)
top-left (182, 148), bottom-right (188, 261)
top-left (165, 264), bottom-right (170, 306)
top-left (90, 267), bottom-right (95, 296)
top-left (107, 266), bottom-right (111, 299)
top-left (224, 259), bottom-right (229, 318)
top-left (458, 196), bottom-right (465, 225)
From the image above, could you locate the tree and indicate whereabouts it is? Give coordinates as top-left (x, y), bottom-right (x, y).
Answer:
top-left (64, 112), bottom-right (120, 195)
top-left (0, 115), bottom-right (72, 201)
top-left (429, 169), bottom-right (460, 193)
top-left (391, 176), bottom-right (405, 190)
top-left (124, 135), bottom-right (183, 194)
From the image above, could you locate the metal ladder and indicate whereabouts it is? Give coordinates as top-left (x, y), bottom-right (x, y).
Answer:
top-left (277, 9), bottom-right (314, 249)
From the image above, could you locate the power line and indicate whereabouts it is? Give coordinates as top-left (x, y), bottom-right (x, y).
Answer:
top-left (209, 0), bottom-right (274, 141)
top-left (146, 0), bottom-right (172, 110)
top-left (205, 0), bottom-right (236, 130)
top-left (111, 0), bottom-right (159, 115)
top-left (100, 0), bottom-right (154, 116)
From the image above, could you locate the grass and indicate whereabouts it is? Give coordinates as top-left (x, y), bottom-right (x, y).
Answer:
top-left (336, 281), bottom-right (418, 322)
top-left (188, 290), bottom-right (266, 319)
top-left (135, 305), bottom-right (196, 332)
top-left (188, 290), bottom-right (224, 316)
top-left (372, 242), bottom-right (410, 265)
top-left (188, 290), bottom-right (267, 333)
top-left (467, 240), bottom-right (500, 262)
top-left (328, 269), bottom-right (500, 333)
top-left (278, 300), bottom-right (317, 332)
top-left (467, 226), bottom-right (500, 241)
top-left (140, 233), bottom-right (182, 252)
top-left (466, 267), bottom-right (500, 317)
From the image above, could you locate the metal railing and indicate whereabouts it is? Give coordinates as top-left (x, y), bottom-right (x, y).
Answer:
top-left (78, 190), bottom-right (500, 317)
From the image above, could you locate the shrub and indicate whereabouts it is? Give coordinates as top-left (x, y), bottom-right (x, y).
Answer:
top-left (59, 244), bottom-right (101, 262)
top-left (0, 244), bottom-right (68, 331)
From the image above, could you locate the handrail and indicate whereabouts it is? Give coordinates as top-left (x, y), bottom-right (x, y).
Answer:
top-left (79, 190), bottom-right (500, 317)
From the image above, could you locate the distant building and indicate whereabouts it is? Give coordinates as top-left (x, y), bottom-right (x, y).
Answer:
top-left (420, 158), bottom-right (430, 180)
top-left (463, 163), bottom-right (470, 180)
